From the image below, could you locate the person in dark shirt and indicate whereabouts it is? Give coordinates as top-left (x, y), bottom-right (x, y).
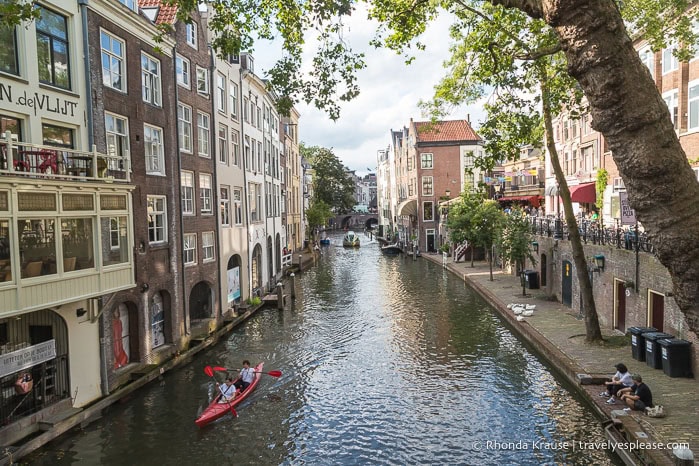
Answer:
top-left (618, 374), bottom-right (653, 411)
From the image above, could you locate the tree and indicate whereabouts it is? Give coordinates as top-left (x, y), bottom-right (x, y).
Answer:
top-left (305, 200), bottom-right (333, 243)
top-left (472, 200), bottom-right (505, 281)
top-left (300, 144), bottom-right (356, 214)
top-left (446, 188), bottom-right (486, 267)
top-left (497, 207), bottom-right (536, 296)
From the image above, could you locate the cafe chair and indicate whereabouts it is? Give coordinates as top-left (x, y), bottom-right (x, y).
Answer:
top-left (23, 261), bottom-right (43, 278)
top-left (63, 257), bottom-right (76, 272)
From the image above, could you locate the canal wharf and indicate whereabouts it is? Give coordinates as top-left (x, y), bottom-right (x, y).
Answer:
top-left (420, 252), bottom-right (697, 466)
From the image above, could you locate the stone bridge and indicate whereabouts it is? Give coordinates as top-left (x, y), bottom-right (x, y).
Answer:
top-left (329, 214), bottom-right (379, 231)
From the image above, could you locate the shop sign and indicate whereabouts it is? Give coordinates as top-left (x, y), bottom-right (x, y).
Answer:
top-left (0, 339), bottom-right (56, 378)
top-left (0, 82), bottom-right (78, 118)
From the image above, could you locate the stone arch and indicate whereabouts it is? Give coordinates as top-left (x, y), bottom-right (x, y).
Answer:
top-left (189, 281), bottom-right (213, 320)
top-left (226, 254), bottom-right (243, 305)
top-left (251, 243), bottom-right (262, 296)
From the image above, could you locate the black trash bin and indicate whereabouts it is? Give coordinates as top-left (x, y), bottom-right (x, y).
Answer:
top-left (658, 338), bottom-right (693, 378)
top-left (644, 332), bottom-right (674, 369)
top-left (628, 327), bottom-right (657, 362)
top-left (524, 270), bottom-right (539, 289)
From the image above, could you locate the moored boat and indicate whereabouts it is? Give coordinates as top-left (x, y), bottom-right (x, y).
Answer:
top-left (319, 232), bottom-right (330, 245)
top-left (195, 362), bottom-right (263, 427)
top-left (342, 231), bottom-right (360, 248)
top-left (381, 243), bottom-right (401, 255)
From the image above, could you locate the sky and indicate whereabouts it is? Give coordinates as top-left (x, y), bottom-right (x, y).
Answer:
top-left (253, 9), bottom-right (488, 178)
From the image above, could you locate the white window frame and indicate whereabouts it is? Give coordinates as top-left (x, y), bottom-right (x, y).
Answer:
top-left (200, 173), bottom-right (213, 214)
top-left (217, 74), bottom-right (226, 113)
top-left (178, 103), bottom-right (193, 153)
top-left (234, 188), bottom-right (243, 225)
top-left (196, 66), bottom-right (209, 95)
top-left (662, 43), bottom-right (678, 75)
top-left (181, 171), bottom-right (195, 215)
top-left (100, 30), bottom-right (126, 92)
top-left (202, 231), bottom-right (215, 262)
top-left (185, 23), bottom-right (197, 49)
top-left (176, 55), bottom-right (190, 88)
top-left (105, 112), bottom-right (129, 171)
top-left (421, 153), bottom-right (433, 169)
top-left (662, 89), bottom-right (679, 129)
top-left (688, 79), bottom-right (699, 131)
top-left (232, 129), bottom-right (240, 167)
top-left (230, 81), bottom-right (238, 118)
top-left (141, 53), bottom-right (162, 106)
top-left (218, 123), bottom-right (228, 164)
top-left (220, 186), bottom-right (230, 227)
top-left (110, 217), bottom-right (120, 249)
top-left (147, 195), bottom-right (167, 244)
top-left (422, 176), bottom-right (433, 196)
top-left (638, 45), bottom-right (654, 79)
top-left (144, 124), bottom-right (164, 175)
top-left (197, 112), bottom-right (210, 158)
top-left (183, 233), bottom-right (197, 265)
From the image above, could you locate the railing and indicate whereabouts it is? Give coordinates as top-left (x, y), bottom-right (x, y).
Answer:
top-left (1, 132), bottom-right (131, 183)
top-left (281, 253), bottom-right (293, 268)
top-left (528, 216), bottom-right (655, 254)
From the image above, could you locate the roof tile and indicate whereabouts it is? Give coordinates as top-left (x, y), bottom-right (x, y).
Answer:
top-left (413, 120), bottom-right (481, 143)
top-left (138, 0), bottom-right (178, 24)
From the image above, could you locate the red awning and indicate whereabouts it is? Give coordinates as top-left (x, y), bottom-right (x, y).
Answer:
top-left (499, 195), bottom-right (541, 207)
top-left (569, 182), bottom-right (596, 203)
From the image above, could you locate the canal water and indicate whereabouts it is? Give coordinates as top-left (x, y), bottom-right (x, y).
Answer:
top-left (28, 233), bottom-right (620, 465)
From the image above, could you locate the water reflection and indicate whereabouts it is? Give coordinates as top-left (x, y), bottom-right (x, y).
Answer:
top-left (28, 233), bottom-right (619, 465)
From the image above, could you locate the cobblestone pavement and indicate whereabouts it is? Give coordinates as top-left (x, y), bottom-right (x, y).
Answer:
top-left (419, 252), bottom-right (698, 462)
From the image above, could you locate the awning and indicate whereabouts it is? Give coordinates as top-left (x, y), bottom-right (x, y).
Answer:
top-left (498, 195), bottom-right (541, 207)
top-left (397, 198), bottom-right (417, 217)
top-left (569, 182), bottom-right (596, 203)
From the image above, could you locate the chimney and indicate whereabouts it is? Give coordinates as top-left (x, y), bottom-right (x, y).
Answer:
top-left (467, 114), bottom-right (471, 124)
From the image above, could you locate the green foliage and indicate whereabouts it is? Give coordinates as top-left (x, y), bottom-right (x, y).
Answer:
top-left (305, 200), bottom-right (334, 238)
top-left (497, 207), bottom-right (536, 273)
top-left (471, 200), bottom-right (505, 252)
top-left (595, 169), bottom-right (609, 212)
top-left (0, 2), bottom-right (38, 28)
top-left (446, 189), bottom-right (485, 246)
top-left (246, 296), bottom-right (262, 306)
top-left (301, 144), bottom-right (355, 213)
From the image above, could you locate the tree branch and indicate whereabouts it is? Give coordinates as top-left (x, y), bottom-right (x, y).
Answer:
top-left (489, 0), bottom-right (543, 19)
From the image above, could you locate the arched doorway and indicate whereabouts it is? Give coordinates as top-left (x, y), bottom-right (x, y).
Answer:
top-left (189, 281), bottom-right (213, 320)
top-left (562, 260), bottom-right (572, 307)
top-left (226, 255), bottom-right (242, 307)
top-left (275, 233), bottom-right (281, 272)
top-left (151, 290), bottom-right (171, 349)
top-left (0, 310), bottom-right (70, 423)
top-left (267, 236), bottom-right (273, 291)
top-left (251, 244), bottom-right (262, 296)
top-left (540, 253), bottom-right (547, 287)
top-left (110, 301), bottom-right (139, 370)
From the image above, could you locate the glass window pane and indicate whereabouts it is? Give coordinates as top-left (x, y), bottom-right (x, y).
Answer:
top-left (102, 216), bottom-right (129, 266)
top-left (18, 218), bottom-right (56, 278)
top-left (62, 218), bottom-right (94, 271)
top-left (0, 26), bottom-right (18, 74)
top-left (0, 219), bottom-right (12, 283)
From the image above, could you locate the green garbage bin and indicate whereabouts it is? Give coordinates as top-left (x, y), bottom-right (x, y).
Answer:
top-left (627, 327), bottom-right (656, 362)
top-left (644, 332), bottom-right (674, 369)
top-left (658, 338), bottom-right (693, 378)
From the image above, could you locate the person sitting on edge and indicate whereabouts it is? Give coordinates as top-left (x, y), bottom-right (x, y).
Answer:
top-left (234, 360), bottom-right (255, 392)
top-left (617, 374), bottom-right (653, 411)
top-left (217, 377), bottom-right (236, 403)
top-left (599, 363), bottom-right (633, 404)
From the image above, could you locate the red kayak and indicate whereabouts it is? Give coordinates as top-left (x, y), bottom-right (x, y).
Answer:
top-left (195, 362), bottom-right (263, 427)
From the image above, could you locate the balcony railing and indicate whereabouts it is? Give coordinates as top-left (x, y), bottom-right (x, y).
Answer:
top-left (1, 132), bottom-right (131, 183)
top-left (528, 216), bottom-right (654, 254)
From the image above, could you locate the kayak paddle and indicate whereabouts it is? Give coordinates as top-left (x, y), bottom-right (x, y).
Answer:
top-left (203, 366), bottom-right (237, 417)
top-left (212, 366), bottom-right (282, 377)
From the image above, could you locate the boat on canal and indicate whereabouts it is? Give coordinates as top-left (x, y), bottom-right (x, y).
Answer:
top-left (319, 231), bottom-right (330, 245)
top-left (380, 243), bottom-right (401, 255)
top-left (195, 362), bottom-right (263, 427)
top-left (342, 231), bottom-right (360, 248)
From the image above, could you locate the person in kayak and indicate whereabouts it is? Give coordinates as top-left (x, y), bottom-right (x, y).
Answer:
top-left (234, 360), bottom-right (255, 391)
top-left (217, 377), bottom-right (236, 403)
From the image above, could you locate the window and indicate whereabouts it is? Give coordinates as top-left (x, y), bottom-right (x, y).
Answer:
top-left (103, 216), bottom-right (128, 266)
top-left (181, 171), bottom-right (194, 214)
top-left (185, 23), bottom-right (197, 48)
top-left (196, 67), bottom-right (209, 95)
top-left (230, 82), bottom-right (238, 118)
top-left (101, 31), bottom-right (125, 91)
top-left (141, 53), bottom-right (162, 106)
top-left (151, 294), bottom-right (165, 348)
top-left (217, 74), bottom-right (226, 113)
top-left (176, 55), bottom-right (190, 87)
top-left (147, 196), bottom-right (167, 243)
top-left (662, 43), bottom-right (678, 74)
top-left (202, 231), bottom-right (215, 261)
top-left (105, 113), bottom-right (129, 171)
top-left (232, 129), bottom-right (240, 166)
top-left (638, 46), bottom-right (654, 79)
top-left (17, 218), bottom-right (56, 278)
top-left (178, 104), bottom-right (192, 152)
top-left (144, 124), bottom-right (164, 175)
top-left (422, 176), bottom-right (433, 196)
top-left (421, 153), bottom-right (433, 169)
top-left (689, 80), bottom-right (699, 131)
top-left (423, 202), bottom-right (433, 221)
top-left (36, 7), bottom-right (70, 89)
top-left (220, 186), bottom-right (230, 226)
top-left (117, 0), bottom-right (138, 11)
top-left (248, 182), bottom-right (259, 222)
top-left (183, 233), bottom-right (196, 264)
top-left (243, 97), bottom-right (249, 122)
top-left (663, 90), bottom-right (679, 129)
top-left (62, 218), bottom-right (94, 271)
top-left (218, 123), bottom-right (228, 164)
top-left (1, 115), bottom-right (22, 142)
top-left (42, 123), bottom-right (74, 149)
top-left (244, 136), bottom-right (250, 170)
top-left (234, 188), bottom-right (243, 224)
top-left (197, 113), bottom-right (210, 157)
top-left (0, 23), bottom-right (18, 74)
top-left (200, 173), bottom-right (212, 214)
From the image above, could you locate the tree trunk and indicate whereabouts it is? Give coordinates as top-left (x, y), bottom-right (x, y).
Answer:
top-left (541, 72), bottom-right (603, 342)
top-left (494, 0), bottom-right (699, 335)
